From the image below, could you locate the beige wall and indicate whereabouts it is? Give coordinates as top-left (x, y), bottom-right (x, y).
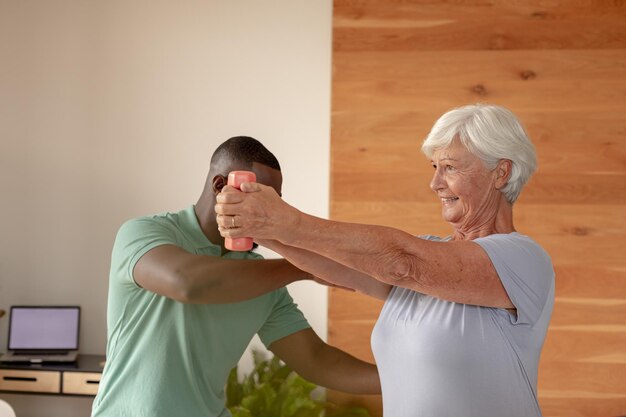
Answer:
top-left (0, 1), bottom-right (332, 416)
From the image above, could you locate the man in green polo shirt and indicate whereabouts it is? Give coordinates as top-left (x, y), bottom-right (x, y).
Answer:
top-left (91, 136), bottom-right (380, 417)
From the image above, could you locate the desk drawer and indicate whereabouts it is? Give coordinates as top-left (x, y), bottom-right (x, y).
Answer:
top-left (63, 372), bottom-right (101, 395)
top-left (0, 369), bottom-right (60, 393)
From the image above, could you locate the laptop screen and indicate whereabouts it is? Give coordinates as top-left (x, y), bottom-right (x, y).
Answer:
top-left (8, 306), bottom-right (80, 351)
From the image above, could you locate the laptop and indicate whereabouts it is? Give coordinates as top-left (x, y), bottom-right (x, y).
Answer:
top-left (0, 306), bottom-right (80, 363)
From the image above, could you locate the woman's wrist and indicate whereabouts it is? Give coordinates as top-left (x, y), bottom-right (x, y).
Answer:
top-left (275, 205), bottom-right (304, 245)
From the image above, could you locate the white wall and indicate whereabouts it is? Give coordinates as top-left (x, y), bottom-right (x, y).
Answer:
top-left (0, 1), bottom-right (332, 415)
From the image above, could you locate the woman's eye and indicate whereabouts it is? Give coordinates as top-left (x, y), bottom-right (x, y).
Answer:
top-left (445, 165), bottom-right (455, 171)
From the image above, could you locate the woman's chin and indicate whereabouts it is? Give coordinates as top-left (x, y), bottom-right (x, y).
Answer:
top-left (441, 208), bottom-right (462, 225)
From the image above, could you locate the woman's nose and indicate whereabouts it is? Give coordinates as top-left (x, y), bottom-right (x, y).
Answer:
top-left (430, 169), bottom-right (444, 192)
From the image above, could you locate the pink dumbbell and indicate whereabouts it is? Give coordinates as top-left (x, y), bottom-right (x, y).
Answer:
top-left (224, 170), bottom-right (256, 251)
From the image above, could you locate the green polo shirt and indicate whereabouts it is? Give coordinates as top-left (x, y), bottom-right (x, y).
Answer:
top-left (92, 206), bottom-right (310, 417)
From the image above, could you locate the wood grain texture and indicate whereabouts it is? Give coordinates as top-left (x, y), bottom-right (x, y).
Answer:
top-left (333, 1), bottom-right (626, 51)
top-left (329, 1), bottom-right (626, 416)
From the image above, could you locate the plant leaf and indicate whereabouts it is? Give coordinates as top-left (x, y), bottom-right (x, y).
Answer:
top-left (226, 350), bottom-right (372, 417)
top-left (226, 366), bottom-right (243, 408)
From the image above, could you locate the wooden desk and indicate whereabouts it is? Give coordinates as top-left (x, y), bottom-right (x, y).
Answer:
top-left (0, 354), bottom-right (105, 397)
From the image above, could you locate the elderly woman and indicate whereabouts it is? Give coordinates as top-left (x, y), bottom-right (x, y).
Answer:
top-left (216, 104), bottom-right (555, 417)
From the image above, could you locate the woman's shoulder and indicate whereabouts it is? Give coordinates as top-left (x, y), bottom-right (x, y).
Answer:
top-left (477, 231), bottom-right (543, 249)
top-left (417, 234), bottom-right (448, 242)
top-left (475, 232), bottom-right (553, 269)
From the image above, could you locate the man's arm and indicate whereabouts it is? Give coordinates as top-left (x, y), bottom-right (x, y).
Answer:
top-left (133, 244), bottom-right (311, 303)
top-left (257, 239), bottom-right (391, 300)
top-left (269, 328), bottom-right (381, 395)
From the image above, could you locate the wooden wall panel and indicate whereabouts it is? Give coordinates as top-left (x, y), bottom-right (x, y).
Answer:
top-left (329, 1), bottom-right (626, 416)
top-left (333, 1), bottom-right (626, 51)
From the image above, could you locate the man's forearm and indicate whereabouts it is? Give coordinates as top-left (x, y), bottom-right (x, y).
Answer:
top-left (270, 329), bottom-right (380, 395)
top-left (303, 344), bottom-right (381, 395)
top-left (135, 245), bottom-right (311, 304)
top-left (181, 257), bottom-right (309, 303)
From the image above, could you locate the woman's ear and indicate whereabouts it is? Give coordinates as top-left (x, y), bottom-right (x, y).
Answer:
top-left (212, 175), bottom-right (227, 195)
top-left (495, 159), bottom-right (512, 189)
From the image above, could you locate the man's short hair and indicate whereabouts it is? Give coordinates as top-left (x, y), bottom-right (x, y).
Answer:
top-left (211, 136), bottom-right (281, 171)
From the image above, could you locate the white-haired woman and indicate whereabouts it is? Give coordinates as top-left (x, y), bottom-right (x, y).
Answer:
top-left (216, 104), bottom-right (555, 417)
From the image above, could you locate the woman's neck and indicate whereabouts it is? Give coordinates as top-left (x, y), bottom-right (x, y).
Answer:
top-left (451, 201), bottom-right (515, 241)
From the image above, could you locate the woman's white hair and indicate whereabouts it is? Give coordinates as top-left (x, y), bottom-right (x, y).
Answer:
top-left (421, 104), bottom-right (537, 203)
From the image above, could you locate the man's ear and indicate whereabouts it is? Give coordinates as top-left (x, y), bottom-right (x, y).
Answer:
top-left (495, 159), bottom-right (512, 189)
top-left (212, 174), bottom-right (227, 195)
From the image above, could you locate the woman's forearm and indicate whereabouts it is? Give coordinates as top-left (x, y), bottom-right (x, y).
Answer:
top-left (273, 212), bottom-right (513, 308)
top-left (217, 183), bottom-right (503, 305)
top-left (257, 239), bottom-right (391, 300)
top-left (276, 212), bottom-right (424, 287)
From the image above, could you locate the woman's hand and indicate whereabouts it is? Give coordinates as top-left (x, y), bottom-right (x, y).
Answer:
top-left (215, 182), bottom-right (299, 242)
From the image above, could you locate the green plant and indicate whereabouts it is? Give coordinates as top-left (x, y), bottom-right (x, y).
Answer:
top-left (226, 351), bottom-right (371, 417)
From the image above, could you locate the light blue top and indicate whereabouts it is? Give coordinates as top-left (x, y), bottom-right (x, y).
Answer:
top-left (92, 206), bottom-right (310, 417)
top-left (371, 233), bottom-right (554, 417)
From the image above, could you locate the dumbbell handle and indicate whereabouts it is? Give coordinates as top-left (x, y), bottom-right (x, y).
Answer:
top-left (224, 171), bottom-right (256, 251)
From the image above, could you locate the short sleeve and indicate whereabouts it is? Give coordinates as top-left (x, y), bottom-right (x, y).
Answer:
top-left (474, 233), bottom-right (554, 326)
top-left (111, 217), bottom-right (179, 286)
top-left (223, 250), bottom-right (263, 261)
top-left (257, 288), bottom-right (311, 348)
